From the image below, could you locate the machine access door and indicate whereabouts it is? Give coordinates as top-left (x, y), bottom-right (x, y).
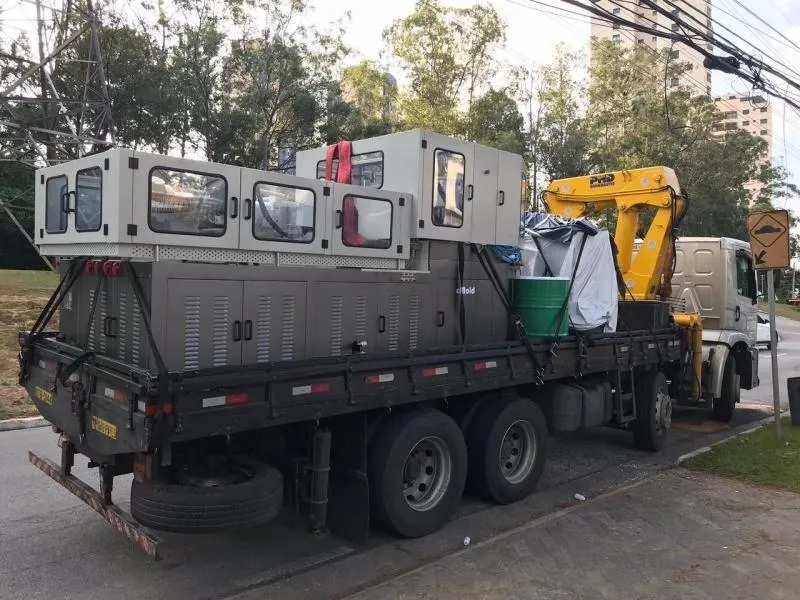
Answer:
top-left (421, 131), bottom-right (474, 243)
top-left (130, 151), bottom-right (241, 249)
top-left (330, 183), bottom-right (410, 260)
top-left (238, 168), bottom-right (330, 255)
top-left (35, 148), bottom-right (135, 247)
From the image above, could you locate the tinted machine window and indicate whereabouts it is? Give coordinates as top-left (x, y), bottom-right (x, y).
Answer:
top-left (76, 167), bottom-right (102, 232)
top-left (45, 175), bottom-right (68, 233)
top-left (253, 183), bottom-right (316, 243)
top-left (149, 169), bottom-right (227, 236)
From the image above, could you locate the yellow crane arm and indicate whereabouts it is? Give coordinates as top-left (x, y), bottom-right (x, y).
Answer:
top-left (543, 166), bottom-right (688, 301)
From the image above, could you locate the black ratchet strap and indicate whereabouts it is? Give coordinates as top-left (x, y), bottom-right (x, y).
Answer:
top-left (471, 244), bottom-right (544, 383)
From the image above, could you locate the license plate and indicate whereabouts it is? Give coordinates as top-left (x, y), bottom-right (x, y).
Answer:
top-left (35, 386), bottom-right (53, 405)
top-left (91, 416), bottom-right (117, 440)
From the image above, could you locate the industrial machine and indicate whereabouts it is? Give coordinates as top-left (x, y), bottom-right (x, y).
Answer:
top-left (19, 130), bottom-right (747, 560)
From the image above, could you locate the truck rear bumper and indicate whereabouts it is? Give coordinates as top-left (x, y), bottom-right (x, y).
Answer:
top-left (28, 450), bottom-right (162, 560)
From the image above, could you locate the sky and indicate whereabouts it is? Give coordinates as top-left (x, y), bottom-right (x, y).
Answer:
top-left (4, 0), bottom-right (800, 235)
top-left (305, 0), bottom-right (800, 232)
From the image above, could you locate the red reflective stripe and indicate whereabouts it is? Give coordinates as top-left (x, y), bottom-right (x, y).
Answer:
top-left (474, 360), bottom-right (497, 371)
top-left (365, 373), bottom-right (394, 384)
top-left (226, 393), bottom-right (248, 406)
top-left (422, 366), bottom-right (448, 377)
top-left (310, 383), bottom-right (330, 393)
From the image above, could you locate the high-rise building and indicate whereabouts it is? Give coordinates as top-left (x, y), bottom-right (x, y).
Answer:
top-left (713, 93), bottom-right (773, 202)
top-left (589, 0), bottom-right (713, 96)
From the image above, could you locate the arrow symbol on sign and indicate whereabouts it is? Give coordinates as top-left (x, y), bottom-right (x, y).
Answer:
top-left (755, 250), bottom-right (767, 265)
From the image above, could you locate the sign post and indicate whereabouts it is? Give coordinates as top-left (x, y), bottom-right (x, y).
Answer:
top-left (748, 209), bottom-right (791, 437)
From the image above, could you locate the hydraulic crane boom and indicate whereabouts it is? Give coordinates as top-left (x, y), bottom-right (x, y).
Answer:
top-left (543, 166), bottom-right (688, 301)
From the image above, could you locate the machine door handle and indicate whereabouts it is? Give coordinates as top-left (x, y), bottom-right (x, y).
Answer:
top-left (335, 210), bottom-right (343, 229)
top-left (244, 319), bottom-right (253, 341)
top-left (243, 198), bottom-right (252, 220)
top-left (467, 185), bottom-right (474, 201)
top-left (232, 320), bottom-right (242, 342)
top-left (437, 311), bottom-right (445, 327)
top-left (63, 190), bottom-right (76, 214)
top-left (735, 306), bottom-right (741, 321)
top-left (378, 316), bottom-right (386, 333)
top-left (230, 196), bottom-right (238, 219)
top-left (498, 190), bottom-right (505, 206)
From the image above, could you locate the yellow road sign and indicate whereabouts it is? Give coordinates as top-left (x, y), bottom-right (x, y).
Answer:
top-left (748, 209), bottom-right (790, 269)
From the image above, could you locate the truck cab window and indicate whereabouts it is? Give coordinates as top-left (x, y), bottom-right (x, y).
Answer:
top-left (149, 168), bottom-right (227, 236)
top-left (253, 183), bottom-right (315, 243)
top-left (316, 151), bottom-right (384, 188)
top-left (735, 250), bottom-right (756, 300)
top-left (45, 175), bottom-right (68, 234)
top-left (432, 149), bottom-right (464, 228)
top-left (342, 195), bottom-right (392, 249)
top-left (75, 167), bottom-right (102, 232)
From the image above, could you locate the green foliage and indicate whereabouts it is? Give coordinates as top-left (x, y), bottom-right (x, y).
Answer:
top-left (465, 88), bottom-right (525, 154)
top-left (2, 0), bottom-right (799, 273)
top-left (384, 0), bottom-right (505, 134)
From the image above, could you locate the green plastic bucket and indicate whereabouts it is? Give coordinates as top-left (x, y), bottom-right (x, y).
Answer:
top-left (512, 276), bottom-right (570, 338)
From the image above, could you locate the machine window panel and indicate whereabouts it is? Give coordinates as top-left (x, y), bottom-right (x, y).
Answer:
top-left (45, 175), bottom-right (68, 234)
top-left (75, 167), bottom-right (103, 232)
top-left (252, 182), bottom-right (316, 244)
top-left (316, 151), bottom-right (384, 188)
top-left (341, 195), bottom-right (392, 249)
top-left (432, 148), bottom-right (465, 228)
top-left (148, 168), bottom-right (227, 236)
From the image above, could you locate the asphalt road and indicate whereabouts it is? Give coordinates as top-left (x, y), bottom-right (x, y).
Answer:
top-left (1, 318), bottom-right (797, 600)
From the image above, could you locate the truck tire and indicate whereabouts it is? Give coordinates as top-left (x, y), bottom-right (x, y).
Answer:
top-left (713, 355), bottom-right (738, 423)
top-left (368, 408), bottom-right (467, 538)
top-left (633, 370), bottom-right (671, 452)
top-left (130, 459), bottom-right (283, 533)
top-left (466, 396), bottom-right (547, 504)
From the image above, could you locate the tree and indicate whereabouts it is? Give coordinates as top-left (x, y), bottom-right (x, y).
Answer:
top-left (536, 45), bottom-right (591, 181)
top-left (465, 88), bottom-right (525, 155)
top-left (583, 40), bottom-right (767, 239)
top-left (340, 60), bottom-right (397, 122)
top-left (384, 0), bottom-right (505, 134)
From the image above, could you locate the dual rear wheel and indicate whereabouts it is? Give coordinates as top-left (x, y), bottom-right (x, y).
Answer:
top-left (368, 398), bottom-right (548, 538)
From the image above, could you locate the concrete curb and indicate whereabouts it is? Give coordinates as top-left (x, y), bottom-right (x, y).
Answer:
top-left (0, 416), bottom-right (47, 432)
top-left (676, 410), bottom-right (785, 464)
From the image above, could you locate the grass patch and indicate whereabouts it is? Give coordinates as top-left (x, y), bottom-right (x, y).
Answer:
top-left (0, 269), bottom-right (58, 291)
top-left (685, 418), bottom-right (800, 492)
top-left (0, 269), bottom-right (55, 420)
top-left (759, 302), bottom-right (800, 322)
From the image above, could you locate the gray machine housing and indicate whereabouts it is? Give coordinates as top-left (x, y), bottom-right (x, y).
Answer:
top-left (59, 242), bottom-right (511, 372)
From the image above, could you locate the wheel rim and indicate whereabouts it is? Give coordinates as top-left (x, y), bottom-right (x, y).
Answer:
top-left (499, 419), bottom-right (537, 485)
top-left (402, 436), bottom-right (452, 512)
top-left (654, 387), bottom-right (672, 432)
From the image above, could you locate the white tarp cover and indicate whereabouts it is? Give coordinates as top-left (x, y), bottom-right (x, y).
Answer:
top-left (519, 228), bottom-right (618, 332)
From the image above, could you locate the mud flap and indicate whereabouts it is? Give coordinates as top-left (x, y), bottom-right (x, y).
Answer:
top-left (326, 414), bottom-right (370, 543)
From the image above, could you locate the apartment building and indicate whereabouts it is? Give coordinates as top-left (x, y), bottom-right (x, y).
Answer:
top-left (589, 0), bottom-right (713, 96)
top-left (713, 93), bottom-right (773, 202)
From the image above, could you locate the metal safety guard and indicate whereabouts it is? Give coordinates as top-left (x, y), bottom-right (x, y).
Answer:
top-left (28, 451), bottom-right (163, 560)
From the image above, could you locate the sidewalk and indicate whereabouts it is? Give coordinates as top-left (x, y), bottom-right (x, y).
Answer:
top-left (350, 470), bottom-right (800, 600)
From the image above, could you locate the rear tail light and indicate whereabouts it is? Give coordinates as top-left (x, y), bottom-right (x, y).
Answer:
top-left (84, 260), bottom-right (123, 277)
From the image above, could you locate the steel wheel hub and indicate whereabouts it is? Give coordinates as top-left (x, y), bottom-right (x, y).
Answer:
top-left (402, 436), bottom-right (452, 512)
top-left (499, 420), bottom-right (537, 485)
